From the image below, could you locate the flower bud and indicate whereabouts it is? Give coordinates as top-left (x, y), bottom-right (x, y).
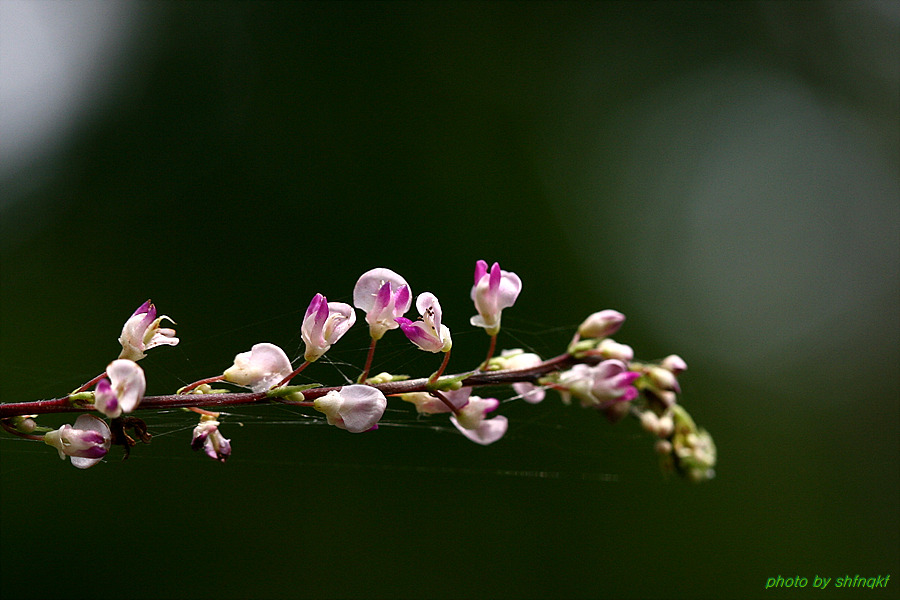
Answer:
top-left (577, 310), bottom-right (625, 339)
top-left (640, 411), bottom-right (660, 433)
top-left (656, 414), bottom-right (674, 438)
top-left (660, 354), bottom-right (687, 374)
top-left (648, 366), bottom-right (680, 393)
top-left (597, 338), bottom-right (634, 362)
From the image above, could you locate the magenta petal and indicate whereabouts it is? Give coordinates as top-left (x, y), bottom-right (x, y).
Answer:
top-left (395, 285), bottom-right (411, 314)
top-left (133, 300), bottom-right (152, 317)
top-left (95, 378), bottom-right (111, 395)
top-left (305, 293), bottom-right (324, 320)
top-left (79, 445), bottom-right (108, 459)
top-left (615, 371), bottom-right (641, 388)
top-left (191, 430), bottom-right (209, 451)
top-left (474, 260), bottom-right (488, 285)
top-left (620, 387), bottom-right (639, 402)
top-left (314, 296), bottom-right (330, 328)
top-left (139, 305), bottom-right (156, 330)
top-left (374, 281), bottom-right (392, 312)
top-left (399, 321), bottom-right (429, 346)
top-left (480, 397), bottom-right (500, 415)
top-left (489, 262), bottom-right (501, 292)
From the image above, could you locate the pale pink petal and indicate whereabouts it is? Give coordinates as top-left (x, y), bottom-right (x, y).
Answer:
top-left (451, 415), bottom-right (508, 445)
top-left (223, 342), bottom-right (293, 392)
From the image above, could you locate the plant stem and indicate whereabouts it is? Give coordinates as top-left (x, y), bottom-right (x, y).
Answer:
top-left (179, 375), bottom-right (226, 394)
top-left (429, 390), bottom-right (461, 415)
top-left (479, 334), bottom-right (497, 370)
top-left (357, 337), bottom-right (378, 383)
top-left (0, 352), bottom-right (600, 419)
top-left (276, 361), bottom-right (310, 387)
top-left (74, 372), bottom-right (107, 394)
top-left (427, 350), bottom-right (452, 385)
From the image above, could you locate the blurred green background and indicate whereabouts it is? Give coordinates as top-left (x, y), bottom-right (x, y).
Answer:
top-left (1, 2), bottom-right (897, 599)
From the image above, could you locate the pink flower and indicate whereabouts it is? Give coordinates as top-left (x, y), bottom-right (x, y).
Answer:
top-left (301, 294), bottom-right (356, 362)
top-left (43, 414), bottom-right (111, 469)
top-left (191, 414), bottom-right (232, 462)
top-left (223, 342), bottom-right (293, 392)
top-left (400, 388), bottom-right (507, 445)
top-left (94, 359), bottom-right (146, 418)
top-left (314, 385), bottom-right (387, 433)
top-left (118, 300), bottom-right (179, 361)
top-left (447, 388), bottom-right (508, 445)
top-left (353, 268), bottom-right (412, 340)
top-left (469, 260), bottom-right (522, 336)
top-left (396, 292), bottom-right (452, 353)
top-left (557, 360), bottom-right (640, 409)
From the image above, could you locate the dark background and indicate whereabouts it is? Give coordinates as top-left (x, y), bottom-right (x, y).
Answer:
top-left (1, 2), bottom-right (897, 599)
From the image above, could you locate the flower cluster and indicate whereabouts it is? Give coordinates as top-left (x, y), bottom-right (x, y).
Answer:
top-left (1, 261), bottom-right (715, 482)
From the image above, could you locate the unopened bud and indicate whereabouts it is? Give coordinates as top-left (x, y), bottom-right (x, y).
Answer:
top-left (656, 414), bottom-right (674, 438)
top-left (661, 354), bottom-right (687, 373)
top-left (640, 411), bottom-right (660, 433)
top-left (578, 310), bottom-right (625, 339)
top-left (648, 366), bottom-right (679, 392)
top-left (655, 390), bottom-right (678, 407)
top-left (597, 338), bottom-right (634, 362)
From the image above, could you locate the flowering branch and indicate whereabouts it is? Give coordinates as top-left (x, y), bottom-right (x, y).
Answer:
top-left (0, 351), bottom-right (597, 418)
top-left (0, 263), bottom-right (716, 481)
